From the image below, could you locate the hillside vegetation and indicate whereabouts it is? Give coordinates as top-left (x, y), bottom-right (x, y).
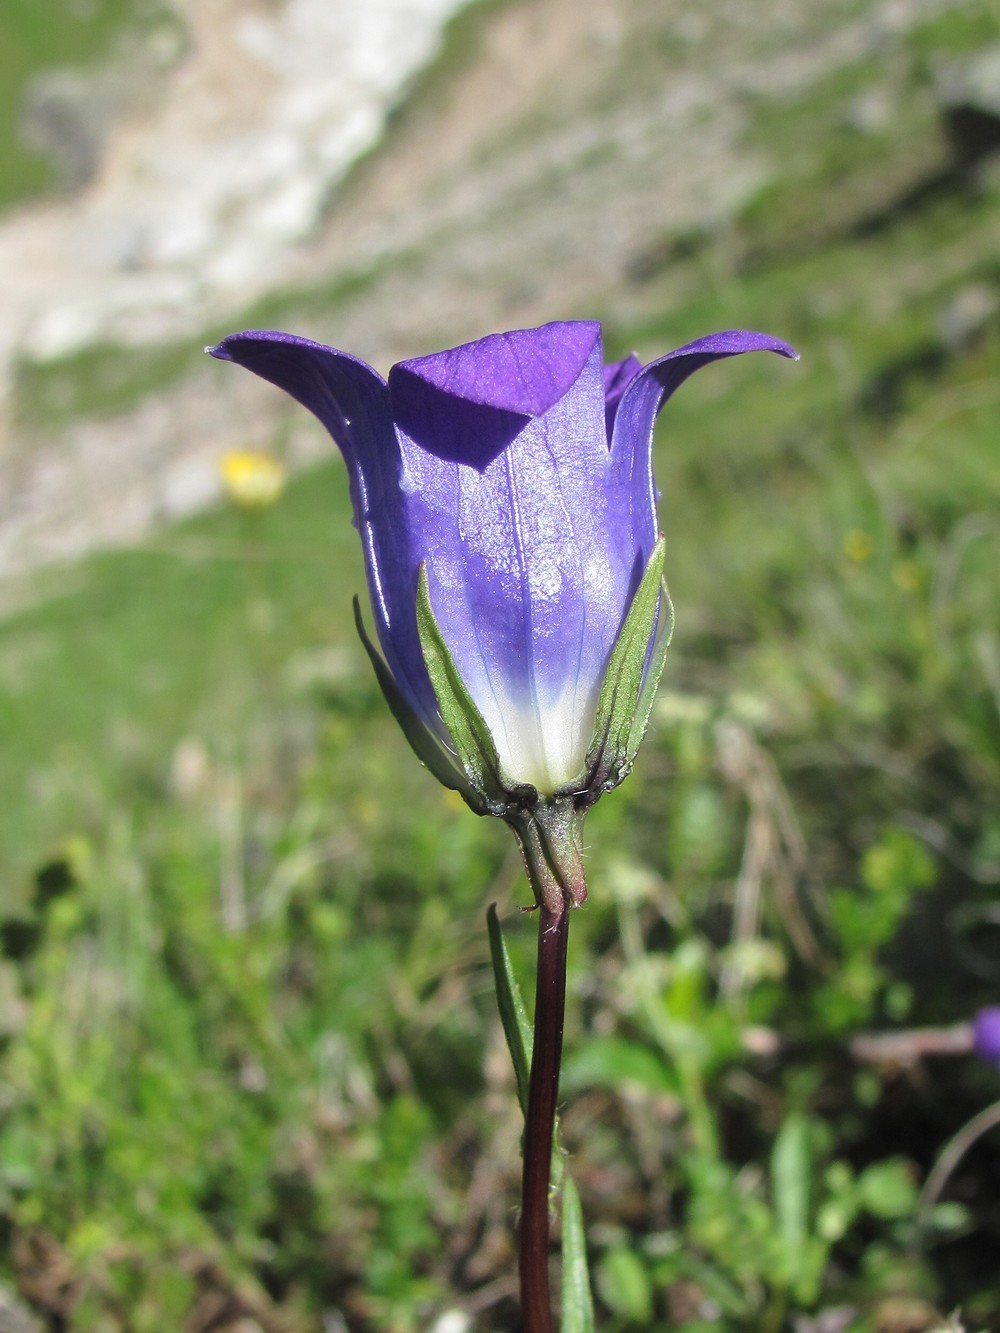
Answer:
top-left (1, 0), bottom-right (1000, 1329)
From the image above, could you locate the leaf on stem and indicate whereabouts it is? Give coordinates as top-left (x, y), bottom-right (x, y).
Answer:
top-left (486, 903), bottom-right (533, 1114)
top-left (561, 1175), bottom-right (595, 1333)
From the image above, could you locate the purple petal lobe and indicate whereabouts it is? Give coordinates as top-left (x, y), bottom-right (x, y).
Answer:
top-left (616, 330), bottom-right (799, 442)
top-left (973, 1007), bottom-right (1000, 1066)
top-left (609, 329), bottom-right (798, 534)
top-left (209, 331), bottom-right (389, 478)
top-left (388, 322), bottom-right (600, 469)
top-left (210, 330), bottom-right (439, 725)
top-left (395, 321), bottom-right (600, 415)
top-left (603, 353), bottom-right (643, 443)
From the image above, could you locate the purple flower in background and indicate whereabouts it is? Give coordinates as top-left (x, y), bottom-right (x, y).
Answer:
top-left (973, 1008), bottom-right (1000, 1069)
top-left (210, 322), bottom-right (795, 799)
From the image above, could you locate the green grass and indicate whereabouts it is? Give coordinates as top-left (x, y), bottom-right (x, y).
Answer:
top-left (907, 1), bottom-right (1000, 64)
top-left (0, 461), bottom-right (362, 888)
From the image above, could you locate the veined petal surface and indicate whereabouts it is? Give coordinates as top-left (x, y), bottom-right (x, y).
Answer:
top-left (389, 323), bottom-right (653, 792)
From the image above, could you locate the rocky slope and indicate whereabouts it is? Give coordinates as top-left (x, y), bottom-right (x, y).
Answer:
top-left (0, 0), bottom-right (965, 589)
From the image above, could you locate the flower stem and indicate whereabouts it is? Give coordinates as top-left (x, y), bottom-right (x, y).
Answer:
top-left (520, 897), bottom-right (570, 1333)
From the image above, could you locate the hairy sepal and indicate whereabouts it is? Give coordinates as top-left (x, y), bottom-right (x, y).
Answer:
top-left (579, 535), bottom-right (668, 798)
top-left (353, 596), bottom-right (486, 813)
top-left (626, 579), bottom-right (673, 763)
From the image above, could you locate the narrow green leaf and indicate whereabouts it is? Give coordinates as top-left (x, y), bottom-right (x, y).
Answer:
top-left (772, 1112), bottom-right (811, 1257)
top-left (626, 579), bottom-right (674, 761)
top-left (561, 1176), bottom-right (595, 1333)
top-left (485, 905), bottom-right (567, 1195)
top-left (415, 566), bottom-right (509, 802)
top-left (352, 597), bottom-right (482, 807)
top-left (585, 536), bottom-right (666, 782)
top-left (486, 904), bottom-right (533, 1114)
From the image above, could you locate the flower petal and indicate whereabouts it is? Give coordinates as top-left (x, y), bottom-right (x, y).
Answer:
top-left (613, 330), bottom-right (798, 453)
top-left (209, 330), bottom-right (439, 724)
top-left (609, 329), bottom-right (799, 549)
top-left (603, 353), bottom-right (643, 443)
top-left (388, 321), bottom-right (600, 470)
top-left (390, 324), bottom-right (642, 790)
top-left (973, 1007), bottom-right (1000, 1067)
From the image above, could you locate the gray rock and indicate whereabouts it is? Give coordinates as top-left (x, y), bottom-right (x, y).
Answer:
top-left (935, 43), bottom-right (1000, 165)
top-left (18, 68), bottom-right (123, 191)
top-left (0, 1283), bottom-right (43, 1333)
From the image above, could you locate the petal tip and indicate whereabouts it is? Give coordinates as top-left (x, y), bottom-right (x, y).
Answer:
top-left (749, 332), bottom-right (798, 361)
top-left (393, 319), bottom-right (601, 420)
top-left (736, 331), bottom-right (800, 361)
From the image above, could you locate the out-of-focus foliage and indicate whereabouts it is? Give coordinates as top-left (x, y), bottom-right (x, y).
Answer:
top-left (0, 0), bottom-right (175, 209)
top-left (2, 0), bottom-right (1000, 1329)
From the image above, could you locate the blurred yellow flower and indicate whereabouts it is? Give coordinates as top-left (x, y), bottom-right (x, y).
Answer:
top-left (220, 450), bottom-right (285, 508)
top-left (842, 529), bottom-right (874, 563)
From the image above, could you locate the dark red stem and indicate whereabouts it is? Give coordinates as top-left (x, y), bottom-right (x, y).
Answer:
top-left (519, 899), bottom-right (570, 1333)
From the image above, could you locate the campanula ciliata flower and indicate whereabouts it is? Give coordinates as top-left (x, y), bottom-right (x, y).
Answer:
top-left (210, 322), bottom-right (795, 827)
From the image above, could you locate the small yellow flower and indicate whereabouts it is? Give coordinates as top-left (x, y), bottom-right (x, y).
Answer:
top-left (842, 529), bottom-right (874, 563)
top-left (220, 450), bottom-right (285, 509)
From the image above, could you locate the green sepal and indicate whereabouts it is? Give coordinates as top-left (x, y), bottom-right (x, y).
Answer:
top-left (486, 903), bottom-right (533, 1115)
top-left (509, 801), bottom-right (588, 913)
top-left (415, 564), bottom-right (534, 811)
top-left (352, 596), bottom-right (485, 812)
top-left (561, 1175), bottom-right (596, 1333)
top-left (582, 535), bottom-right (667, 792)
top-left (626, 579), bottom-right (673, 763)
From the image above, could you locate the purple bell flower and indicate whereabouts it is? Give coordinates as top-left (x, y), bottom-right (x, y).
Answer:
top-left (210, 321), bottom-right (795, 801)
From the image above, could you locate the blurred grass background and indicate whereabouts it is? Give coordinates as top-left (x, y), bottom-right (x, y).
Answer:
top-left (2, 0), bottom-right (1000, 1330)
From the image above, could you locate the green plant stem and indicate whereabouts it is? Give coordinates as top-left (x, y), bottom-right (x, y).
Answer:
top-left (520, 898), bottom-right (571, 1333)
